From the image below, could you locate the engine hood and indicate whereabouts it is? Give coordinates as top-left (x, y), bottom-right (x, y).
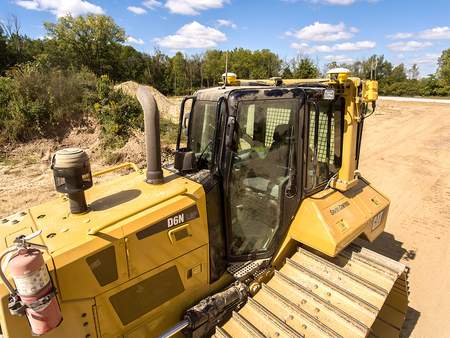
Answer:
top-left (0, 169), bottom-right (202, 255)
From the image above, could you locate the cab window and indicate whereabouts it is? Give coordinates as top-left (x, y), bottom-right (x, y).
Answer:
top-left (305, 99), bottom-right (344, 191)
top-left (188, 101), bottom-right (217, 166)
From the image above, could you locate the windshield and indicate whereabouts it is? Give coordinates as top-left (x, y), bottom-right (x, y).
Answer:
top-left (188, 101), bottom-right (217, 166)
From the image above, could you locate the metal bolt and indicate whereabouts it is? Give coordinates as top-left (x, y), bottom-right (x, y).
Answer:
top-left (11, 220), bottom-right (19, 224)
top-left (1, 219), bottom-right (8, 224)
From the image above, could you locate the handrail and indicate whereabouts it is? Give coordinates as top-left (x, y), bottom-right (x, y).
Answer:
top-left (92, 162), bottom-right (140, 178)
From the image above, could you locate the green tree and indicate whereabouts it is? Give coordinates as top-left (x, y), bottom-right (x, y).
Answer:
top-left (389, 63), bottom-right (407, 82)
top-left (171, 52), bottom-right (188, 95)
top-left (250, 49), bottom-right (281, 78)
top-left (437, 48), bottom-right (450, 85)
top-left (292, 56), bottom-right (319, 79)
top-left (44, 15), bottom-right (125, 77)
top-left (408, 64), bottom-right (420, 80)
top-left (203, 50), bottom-right (224, 87)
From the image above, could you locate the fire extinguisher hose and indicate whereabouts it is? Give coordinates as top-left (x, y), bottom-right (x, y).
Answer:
top-left (0, 247), bottom-right (20, 294)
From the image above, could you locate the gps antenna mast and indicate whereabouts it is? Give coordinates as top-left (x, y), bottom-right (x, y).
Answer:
top-left (223, 51), bottom-right (228, 88)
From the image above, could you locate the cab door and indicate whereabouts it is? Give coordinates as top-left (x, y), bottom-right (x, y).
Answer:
top-left (223, 90), bottom-right (305, 261)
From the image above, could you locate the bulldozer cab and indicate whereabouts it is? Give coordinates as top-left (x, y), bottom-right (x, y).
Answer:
top-left (175, 86), bottom-right (344, 264)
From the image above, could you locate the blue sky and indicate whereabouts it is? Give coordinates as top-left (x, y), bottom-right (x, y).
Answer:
top-left (1, 0), bottom-right (449, 75)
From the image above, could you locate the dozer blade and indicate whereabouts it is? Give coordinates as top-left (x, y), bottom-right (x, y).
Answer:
top-left (214, 243), bottom-right (409, 338)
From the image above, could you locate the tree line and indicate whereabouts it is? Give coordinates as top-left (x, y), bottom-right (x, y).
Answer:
top-left (2, 14), bottom-right (448, 97)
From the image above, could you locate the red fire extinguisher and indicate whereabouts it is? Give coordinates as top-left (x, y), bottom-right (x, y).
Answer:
top-left (0, 230), bottom-right (63, 336)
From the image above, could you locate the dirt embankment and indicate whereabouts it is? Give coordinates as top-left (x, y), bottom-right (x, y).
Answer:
top-left (115, 81), bottom-right (180, 122)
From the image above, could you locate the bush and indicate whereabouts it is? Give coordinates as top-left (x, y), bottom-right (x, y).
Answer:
top-left (94, 75), bottom-right (143, 148)
top-left (0, 61), bottom-right (97, 142)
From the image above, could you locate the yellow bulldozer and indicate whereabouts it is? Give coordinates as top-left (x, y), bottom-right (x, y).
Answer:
top-left (0, 69), bottom-right (409, 338)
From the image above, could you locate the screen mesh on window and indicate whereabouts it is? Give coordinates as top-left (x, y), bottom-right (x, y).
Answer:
top-left (306, 100), bottom-right (343, 191)
top-left (309, 109), bottom-right (335, 165)
top-left (265, 107), bottom-right (291, 147)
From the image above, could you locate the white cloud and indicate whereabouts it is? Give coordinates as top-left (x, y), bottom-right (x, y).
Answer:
top-left (388, 26), bottom-right (450, 41)
top-left (127, 6), bottom-right (147, 14)
top-left (155, 21), bottom-right (226, 49)
top-left (409, 53), bottom-right (440, 65)
top-left (15, 0), bottom-right (104, 17)
top-left (292, 40), bottom-right (375, 53)
top-left (165, 0), bottom-right (228, 15)
top-left (333, 40), bottom-right (376, 51)
top-left (126, 36), bottom-right (145, 45)
top-left (324, 54), bottom-right (355, 63)
top-left (216, 19), bottom-right (237, 29)
top-left (290, 42), bottom-right (327, 53)
top-left (419, 26), bottom-right (450, 40)
top-left (142, 0), bottom-right (162, 9)
top-left (387, 32), bottom-right (413, 40)
top-left (288, 22), bottom-right (356, 42)
top-left (388, 41), bottom-right (432, 52)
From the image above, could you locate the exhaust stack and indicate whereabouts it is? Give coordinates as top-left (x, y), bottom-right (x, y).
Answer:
top-left (136, 86), bottom-right (164, 184)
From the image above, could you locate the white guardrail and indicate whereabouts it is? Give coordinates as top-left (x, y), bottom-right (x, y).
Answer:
top-left (379, 96), bottom-right (450, 104)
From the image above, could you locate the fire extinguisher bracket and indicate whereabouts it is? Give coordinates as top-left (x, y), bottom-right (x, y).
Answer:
top-left (8, 293), bottom-right (26, 316)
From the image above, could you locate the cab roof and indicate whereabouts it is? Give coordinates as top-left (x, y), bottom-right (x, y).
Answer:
top-left (195, 84), bottom-right (329, 102)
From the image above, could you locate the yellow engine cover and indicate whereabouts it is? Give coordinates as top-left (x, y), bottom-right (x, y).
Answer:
top-left (289, 178), bottom-right (389, 257)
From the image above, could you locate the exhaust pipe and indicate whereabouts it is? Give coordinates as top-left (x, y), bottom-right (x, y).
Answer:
top-left (136, 86), bottom-right (164, 184)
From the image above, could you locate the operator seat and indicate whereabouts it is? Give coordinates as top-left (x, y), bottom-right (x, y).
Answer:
top-left (265, 124), bottom-right (291, 179)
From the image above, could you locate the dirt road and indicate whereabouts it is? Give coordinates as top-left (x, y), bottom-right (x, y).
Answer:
top-left (1, 100), bottom-right (449, 337)
top-left (359, 100), bottom-right (450, 337)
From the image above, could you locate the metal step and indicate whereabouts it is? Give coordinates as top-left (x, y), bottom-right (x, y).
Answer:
top-left (216, 245), bottom-right (408, 338)
top-left (227, 259), bottom-right (270, 280)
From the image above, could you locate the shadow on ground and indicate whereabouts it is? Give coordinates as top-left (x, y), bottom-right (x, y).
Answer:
top-left (362, 231), bottom-right (416, 262)
top-left (401, 307), bottom-right (421, 338)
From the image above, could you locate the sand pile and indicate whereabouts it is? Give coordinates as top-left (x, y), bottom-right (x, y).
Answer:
top-left (115, 81), bottom-right (179, 122)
